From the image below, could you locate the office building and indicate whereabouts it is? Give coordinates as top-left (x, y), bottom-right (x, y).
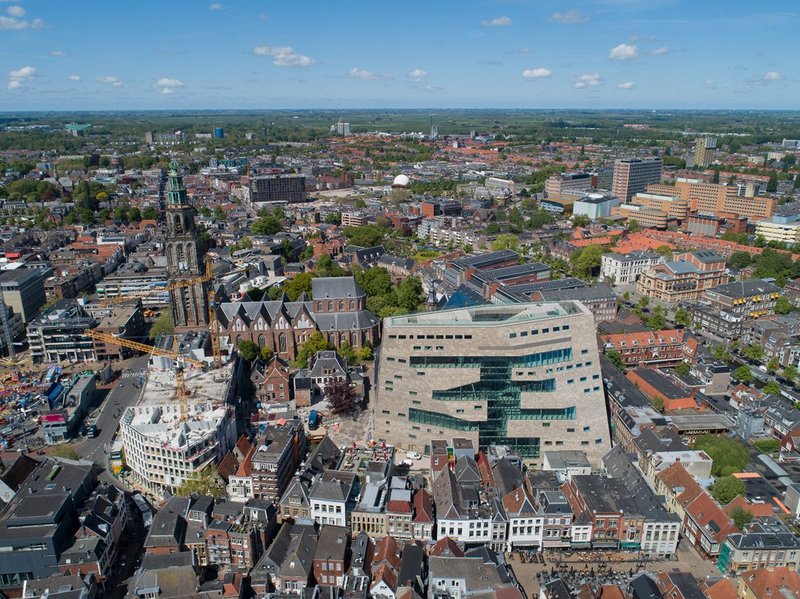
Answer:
top-left (694, 137), bottom-right (716, 168)
top-left (637, 250), bottom-right (726, 302)
top-left (251, 174), bottom-right (307, 204)
top-left (0, 268), bottom-right (46, 323)
top-left (630, 191), bottom-right (689, 220)
top-left (755, 214), bottom-right (800, 245)
top-left (376, 302), bottom-right (612, 466)
top-left (336, 121), bottom-right (351, 136)
top-left (545, 172), bottom-right (594, 197)
top-left (611, 158), bottom-right (663, 202)
top-left (572, 194), bottom-right (620, 221)
top-left (27, 300), bottom-right (96, 364)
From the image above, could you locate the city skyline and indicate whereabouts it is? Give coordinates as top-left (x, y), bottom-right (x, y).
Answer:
top-left (1, 0), bottom-right (798, 111)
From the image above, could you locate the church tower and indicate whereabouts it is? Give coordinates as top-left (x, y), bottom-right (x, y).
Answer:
top-left (165, 161), bottom-right (209, 329)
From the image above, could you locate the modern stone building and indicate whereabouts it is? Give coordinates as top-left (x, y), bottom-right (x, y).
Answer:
top-left (375, 302), bottom-right (612, 466)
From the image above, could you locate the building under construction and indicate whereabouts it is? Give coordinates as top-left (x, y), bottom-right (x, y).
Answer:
top-left (119, 338), bottom-right (240, 497)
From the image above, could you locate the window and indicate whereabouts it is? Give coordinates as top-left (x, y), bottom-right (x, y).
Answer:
top-left (553, 326), bottom-right (560, 332)
top-left (542, 328), bottom-right (549, 334)
top-left (581, 349), bottom-right (589, 355)
top-left (563, 325), bottom-right (570, 331)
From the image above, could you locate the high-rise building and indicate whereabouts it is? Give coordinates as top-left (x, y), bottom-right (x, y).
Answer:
top-left (611, 158), bottom-right (663, 202)
top-left (0, 268), bottom-right (46, 323)
top-left (694, 137), bottom-right (717, 168)
top-left (250, 174), bottom-right (306, 204)
top-left (375, 302), bottom-right (612, 466)
top-left (336, 121), bottom-right (350, 136)
top-left (165, 162), bottom-right (209, 329)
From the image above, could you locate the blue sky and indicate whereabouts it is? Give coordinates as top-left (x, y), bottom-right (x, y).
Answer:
top-left (0, 0), bottom-right (798, 110)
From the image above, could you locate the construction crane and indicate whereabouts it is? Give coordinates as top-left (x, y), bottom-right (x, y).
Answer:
top-left (84, 329), bottom-right (204, 421)
top-left (99, 256), bottom-right (215, 307)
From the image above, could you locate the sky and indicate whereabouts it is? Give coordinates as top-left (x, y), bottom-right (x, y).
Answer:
top-left (0, 0), bottom-right (798, 111)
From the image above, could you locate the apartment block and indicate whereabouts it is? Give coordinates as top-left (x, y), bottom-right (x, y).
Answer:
top-left (376, 302), bottom-right (612, 466)
top-left (694, 137), bottom-right (717, 168)
top-left (649, 178), bottom-right (776, 221)
top-left (611, 158), bottom-right (663, 202)
top-left (600, 329), bottom-right (693, 368)
top-left (691, 279), bottom-right (782, 340)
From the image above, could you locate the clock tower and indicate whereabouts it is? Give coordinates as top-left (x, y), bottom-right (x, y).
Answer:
top-left (165, 161), bottom-right (209, 329)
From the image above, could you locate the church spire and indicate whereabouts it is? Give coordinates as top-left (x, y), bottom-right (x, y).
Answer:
top-left (167, 160), bottom-right (189, 207)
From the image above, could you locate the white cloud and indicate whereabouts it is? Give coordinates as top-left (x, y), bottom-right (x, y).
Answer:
top-left (616, 81), bottom-right (634, 89)
top-left (516, 47), bottom-right (530, 54)
top-left (481, 16), bottom-right (512, 27)
top-left (50, 50), bottom-right (66, 57)
top-left (522, 67), bottom-right (552, 79)
top-left (764, 71), bottom-right (783, 81)
top-left (208, 3), bottom-right (223, 10)
top-left (348, 67), bottom-right (391, 81)
top-left (252, 45), bottom-right (316, 67)
top-left (8, 65), bottom-right (35, 90)
top-left (609, 43), bottom-right (638, 61)
top-left (408, 69), bottom-right (428, 80)
top-left (6, 5), bottom-right (24, 17)
top-left (68, 74), bottom-right (81, 81)
top-left (650, 46), bottom-right (669, 56)
top-left (0, 15), bottom-right (44, 30)
top-left (550, 9), bottom-right (587, 24)
top-left (161, 87), bottom-right (173, 95)
top-left (156, 77), bottom-right (184, 88)
top-left (97, 75), bottom-right (123, 87)
top-left (574, 72), bottom-right (602, 88)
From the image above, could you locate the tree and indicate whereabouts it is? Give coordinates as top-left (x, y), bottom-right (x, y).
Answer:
top-left (753, 438), bottom-right (780, 454)
top-left (571, 244), bottom-right (604, 279)
top-left (394, 276), bottom-right (423, 312)
top-left (284, 272), bottom-right (314, 301)
top-left (784, 364), bottom-right (799, 384)
top-left (572, 214), bottom-right (591, 228)
top-left (492, 234), bottom-right (520, 252)
top-left (354, 267), bottom-right (393, 298)
top-left (695, 434), bottom-right (750, 477)
top-left (627, 219), bottom-right (640, 232)
top-left (251, 214), bottom-right (283, 236)
top-left (142, 206), bottom-right (159, 221)
top-left (259, 346), bottom-right (274, 361)
top-left (358, 343), bottom-right (374, 361)
top-left (343, 224), bottom-right (386, 247)
top-left (213, 205), bottom-right (227, 222)
top-left (741, 344), bottom-right (766, 363)
top-left (606, 350), bottom-right (625, 370)
top-left (637, 296), bottom-right (650, 310)
top-left (775, 296), bottom-right (794, 315)
top-left (325, 378), bottom-right (357, 416)
top-left (711, 476), bottom-right (745, 505)
top-left (675, 362), bottom-right (690, 377)
top-left (767, 357), bottom-right (780, 374)
top-left (767, 170), bottom-right (778, 193)
top-left (733, 365), bottom-right (753, 384)
top-left (730, 506), bottom-right (754, 530)
top-left (337, 342), bottom-right (359, 366)
top-left (763, 380), bottom-right (781, 396)
top-left (674, 307), bottom-right (691, 327)
top-left (149, 310), bottom-right (174, 340)
top-left (295, 331), bottom-right (334, 367)
top-left (654, 245), bottom-right (673, 260)
top-left (710, 344), bottom-right (731, 365)
top-left (175, 465), bottom-right (225, 499)
top-left (647, 305), bottom-right (667, 330)
top-left (237, 339), bottom-right (260, 362)
top-left (711, 169), bottom-right (720, 184)
top-left (651, 396), bottom-right (665, 413)
top-left (727, 251), bottom-right (753, 269)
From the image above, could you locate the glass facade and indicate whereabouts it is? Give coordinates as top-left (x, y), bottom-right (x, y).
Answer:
top-left (406, 347), bottom-right (576, 458)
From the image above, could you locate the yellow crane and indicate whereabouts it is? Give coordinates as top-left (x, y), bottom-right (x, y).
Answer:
top-left (99, 256), bottom-right (215, 307)
top-left (84, 329), bottom-right (204, 421)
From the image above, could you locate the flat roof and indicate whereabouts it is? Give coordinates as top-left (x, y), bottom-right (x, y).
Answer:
top-left (386, 301), bottom-right (584, 328)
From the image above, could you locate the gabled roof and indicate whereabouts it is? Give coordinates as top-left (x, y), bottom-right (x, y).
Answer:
top-left (502, 488), bottom-right (536, 517)
top-left (412, 488), bottom-right (433, 524)
top-left (311, 276), bottom-right (365, 300)
top-left (656, 462), bottom-right (703, 504)
top-left (684, 491), bottom-right (737, 543)
top-left (430, 536), bottom-right (463, 558)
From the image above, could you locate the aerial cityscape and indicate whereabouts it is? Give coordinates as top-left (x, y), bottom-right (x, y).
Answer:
top-left (1, 2), bottom-right (800, 599)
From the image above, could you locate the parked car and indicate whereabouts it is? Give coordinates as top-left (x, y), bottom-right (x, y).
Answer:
top-left (406, 451), bottom-right (421, 460)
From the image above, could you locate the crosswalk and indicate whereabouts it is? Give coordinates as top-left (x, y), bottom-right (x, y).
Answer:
top-left (121, 370), bottom-right (144, 379)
